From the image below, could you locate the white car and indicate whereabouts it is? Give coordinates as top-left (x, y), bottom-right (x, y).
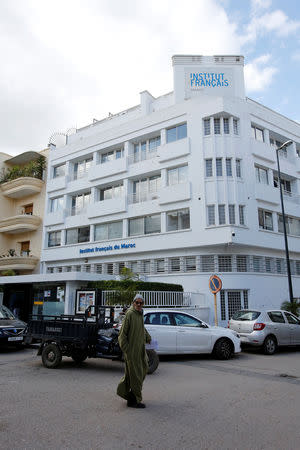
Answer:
top-left (144, 309), bottom-right (241, 360)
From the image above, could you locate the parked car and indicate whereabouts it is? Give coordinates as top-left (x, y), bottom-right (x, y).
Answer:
top-left (228, 309), bottom-right (300, 355)
top-left (0, 305), bottom-right (26, 347)
top-left (143, 309), bottom-right (241, 359)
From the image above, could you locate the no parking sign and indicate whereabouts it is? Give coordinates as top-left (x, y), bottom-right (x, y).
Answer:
top-left (209, 275), bottom-right (222, 326)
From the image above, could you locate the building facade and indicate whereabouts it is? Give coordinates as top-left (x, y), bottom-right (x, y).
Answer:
top-left (40, 55), bottom-right (300, 325)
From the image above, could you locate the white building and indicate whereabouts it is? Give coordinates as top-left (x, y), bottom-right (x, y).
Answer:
top-left (39, 55), bottom-right (300, 325)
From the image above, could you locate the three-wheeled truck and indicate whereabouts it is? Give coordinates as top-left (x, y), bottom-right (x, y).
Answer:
top-left (24, 305), bottom-right (159, 374)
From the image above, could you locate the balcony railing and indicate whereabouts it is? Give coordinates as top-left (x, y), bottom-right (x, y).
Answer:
top-left (128, 191), bottom-right (159, 204)
top-left (128, 150), bottom-right (157, 165)
top-left (0, 254), bottom-right (39, 271)
top-left (70, 205), bottom-right (88, 216)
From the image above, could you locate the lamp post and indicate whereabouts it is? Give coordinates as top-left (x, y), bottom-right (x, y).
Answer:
top-left (275, 139), bottom-right (294, 304)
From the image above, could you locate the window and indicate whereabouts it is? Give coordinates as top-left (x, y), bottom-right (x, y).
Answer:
top-left (296, 261), bottom-right (300, 276)
top-left (285, 312), bottom-right (300, 325)
top-left (216, 158), bottom-right (223, 176)
top-left (118, 262), bottom-right (125, 274)
top-left (276, 258), bottom-right (283, 274)
top-left (66, 226), bottom-right (90, 245)
top-left (99, 184), bottom-right (123, 201)
top-left (166, 123), bottom-right (187, 143)
top-left (170, 258), bottom-right (180, 272)
top-left (96, 264), bottom-right (102, 274)
top-left (167, 209), bottom-right (190, 231)
top-left (268, 311), bottom-right (285, 323)
top-left (48, 231), bottom-right (61, 247)
top-left (53, 164), bottom-right (65, 178)
top-left (277, 215), bottom-right (300, 236)
top-left (223, 118), bottom-right (229, 134)
top-left (229, 205), bottom-right (235, 225)
top-left (239, 205), bottom-right (245, 225)
top-left (205, 159), bottom-right (213, 177)
top-left (233, 119), bottom-right (238, 135)
top-left (258, 209), bottom-right (273, 231)
top-left (265, 257), bottom-right (272, 273)
top-left (201, 255), bottom-right (215, 272)
top-left (218, 256), bottom-right (232, 272)
top-left (65, 266), bottom-right (72, 272)
top-left (132, 175), bottom-right (161, 203)
top-left (149, 136), bottom-right (161, 152)
top-left (50, 196), bottom-right (64, 213)
top-left (236, 159), bottom-right (241, 178)
top-left (204, 119), bottom-right (211, 136)
top-left (95, 221), bottom-right (123, 241)
top-left (73, 158), bottom-right (92, 180)
top-left (237, 256), bottom-right (247, 272)
top-left (167, 165), bottom-right (188, 185)
top-left (23, 204), bottom-right (33, 215)
top-left (218, 205), bottom-right (226, 225)
top-left (173, 313), bottom-right (202, 327)
top-left (251, 125), bottom-right (264, 142)
top-left (71, 192), bottom-right (91, 216)
top-left (21, 241), bottom-right (30, 256)
top-left (185, 257), bottom-right (196, 272)
top-left (142, 260), bottom-right (150, 273)
top-left (227, 292), bottom-right (242, 319)
top-left (132, 136), bottom-right (160, 163)
top-left (253, 256), bottom-right (263, 272)
top-left (107, 263), bottom-right (114, 275)
top-left (130, 261), bottom-right (138, 273)
top-left (226, 158), bottom-right (232, 176)
top-left (144, 313), bottom-right (172, 326)
top-left (214, 118), bottom-right (220, 134)
top-left (273, 176), bottom-right (291, 193)
top-left (255, 166), bottom-right (269, 184)
top-left (156, 259), bottom-right (165, 273)
top-left (129, 214), bottom-right (161, 236)
top-left (101, 148), bottom-right (124, 164)
top-left (207, 205), bottom-right (215, 226)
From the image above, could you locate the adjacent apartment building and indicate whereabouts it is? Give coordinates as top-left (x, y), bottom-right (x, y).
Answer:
top-left (36, 55), bottom-right (300, 325)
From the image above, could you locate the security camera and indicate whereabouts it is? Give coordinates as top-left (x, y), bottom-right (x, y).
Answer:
top-left (232, 232), bottom-right (235, 237)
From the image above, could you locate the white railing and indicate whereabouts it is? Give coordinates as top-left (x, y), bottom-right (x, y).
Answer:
top-left (128, 150), bottom-right (157, 165)
top-left (102, 290), bottom-right (192, 307)
top-left (70, 205), bottom-right (88, 216)
top-left (128, 191), bottom-right (159, 204)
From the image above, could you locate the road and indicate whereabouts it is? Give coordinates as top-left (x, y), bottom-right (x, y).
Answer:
top-left (1, 346), bottom-right (300, 450)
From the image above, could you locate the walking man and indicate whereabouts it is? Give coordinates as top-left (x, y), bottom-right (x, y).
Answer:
top-left (117, 294), bottom-right (151, 408)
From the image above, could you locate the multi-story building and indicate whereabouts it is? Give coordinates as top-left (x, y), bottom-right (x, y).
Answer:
top-left (38, 55), bottom-right (300, 324)
top-left (0, 149), bottom-right (48, 318)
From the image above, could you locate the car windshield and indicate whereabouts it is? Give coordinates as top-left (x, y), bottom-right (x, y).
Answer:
top-left (231, 310), bottom-right (261, 321)
top-left (0, 305), bottom-right (15, 320)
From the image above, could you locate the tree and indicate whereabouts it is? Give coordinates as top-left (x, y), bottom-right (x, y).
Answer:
top-left (106, 267), bottom-right (139, 306)
top-left (281, 300), bottom-right (300, 316)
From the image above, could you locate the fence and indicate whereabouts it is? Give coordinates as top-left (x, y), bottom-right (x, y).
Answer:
top-left (102, 290), bottom-right (192, 307)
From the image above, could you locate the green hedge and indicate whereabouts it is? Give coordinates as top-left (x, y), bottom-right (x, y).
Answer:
top-left (87, 280), bottom-right (183, 292)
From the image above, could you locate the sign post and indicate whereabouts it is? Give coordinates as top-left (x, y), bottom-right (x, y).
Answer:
top-left (209, 275), bottom-right (222, 326)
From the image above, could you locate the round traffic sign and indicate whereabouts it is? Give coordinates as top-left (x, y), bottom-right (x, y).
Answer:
top-left (209, 275), bottom-right (222, 294)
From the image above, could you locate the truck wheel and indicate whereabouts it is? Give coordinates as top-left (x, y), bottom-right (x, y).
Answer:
top-left (146, 349), bottom-right (159, 374)
top-left (42, 344), bottom-right (62, 368)
top-left (213, 338), bottom-right (233, 360)
top-left (71, 350), bottom-right (88, 364)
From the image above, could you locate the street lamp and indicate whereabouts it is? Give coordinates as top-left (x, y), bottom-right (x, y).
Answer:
top-left (275, 139), bottom-right (294, 304)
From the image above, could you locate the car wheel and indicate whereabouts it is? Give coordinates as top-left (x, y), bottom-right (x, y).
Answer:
top-left (213, 338), bottom-right (233, 360)
top-left (42, 343), bottom-right (62, 368)
top-left (146, 349), bottom-right (159, 374)
top-left (263, 336), bottom-right (277, 355)
top-left (71, 350), bottom-right (88, 364)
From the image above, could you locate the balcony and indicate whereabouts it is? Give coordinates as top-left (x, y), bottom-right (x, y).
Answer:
top-left (87, 197), bottom-right (126, 218)
top-left (128, 191), bottom-right (159, 204)
top-left (0, 254), bottom-right (39, 271)
top-left (47, 176), bottom-right (66, 193)
top-left (0, 215), bottom-right (41, 234)
top-left (158, 137), bottom-right (190, 163)
top-left (44, 210), bottom-right (66, 226)
top-left (65, 206), bottom-right (89, 228)
top-left (255, 183), bottom-right (279, 206)
top-left (159, 182), bottom-right (191, 205)
top-left (89, 158), bottom-right (127, 182)
top-left (0, 177), bottom-right (44, 199)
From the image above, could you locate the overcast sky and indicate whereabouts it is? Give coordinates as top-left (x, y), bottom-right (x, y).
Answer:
top-left (0, 0), bottom-right (299, 156)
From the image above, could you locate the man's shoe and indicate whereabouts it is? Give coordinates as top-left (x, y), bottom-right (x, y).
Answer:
top-left (127, 402), bottom-right (146, 408)
top-left (127, 392), bottom-right (137, 407)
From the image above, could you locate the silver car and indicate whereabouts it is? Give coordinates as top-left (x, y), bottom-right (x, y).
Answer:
top-left (228, 309), bottom-right (300, 355)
